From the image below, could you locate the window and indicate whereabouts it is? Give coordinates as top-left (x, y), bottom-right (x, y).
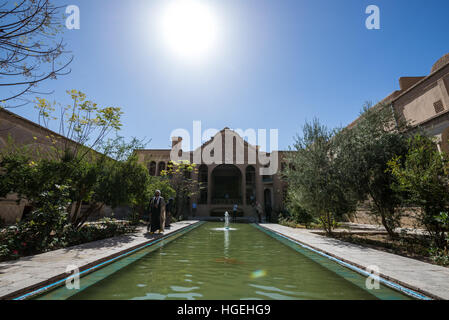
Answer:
top-left (434, 100), bottom-right (445, 114)
top-left (262, 175), bottom-right (273, 183)
top-left (246, 166), bottom-right (256, 185)
top-left (262, 163), bottom-right (273, 182)
top-left (148, 161), bottom-right (156, 176)
top-left (157, 162), bottom-right (166, 176)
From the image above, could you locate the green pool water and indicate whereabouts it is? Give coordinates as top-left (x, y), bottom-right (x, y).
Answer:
top-left (36, 222), bottom-right (412, 300)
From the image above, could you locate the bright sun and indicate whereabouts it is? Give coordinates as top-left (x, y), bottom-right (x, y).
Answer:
top-left (158, 0), bottom-right (219, 62)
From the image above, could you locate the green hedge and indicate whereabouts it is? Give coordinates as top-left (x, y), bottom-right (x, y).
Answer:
top-left (0, 214), bottom-right (135, 262)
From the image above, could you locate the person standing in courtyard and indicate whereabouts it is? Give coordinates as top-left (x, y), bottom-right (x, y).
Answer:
top-left (192, 202), bottom-right (197, 217)
top-left (147, 190), bottom-right (166, 234)
top-left (251, 202), bottom-right (257, 222)
top-left (165, 198), bottom-right (174, 229)
top-left (232, 203), bottom-right (238, 223)
top-left (256, 202), bottom-right (263, 223)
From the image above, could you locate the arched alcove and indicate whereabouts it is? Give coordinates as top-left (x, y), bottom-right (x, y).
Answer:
top-left (211, 164), bottom-right (242, 204)
top-left (157, 162), bottom-right (166, 176)
top-left (148, 161), bottom-right (156, 176)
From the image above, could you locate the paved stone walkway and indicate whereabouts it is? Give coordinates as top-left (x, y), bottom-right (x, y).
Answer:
top-left (260, 223), bottom-right (449, 300)
top-left (0, 220), bottom-right (198, 299)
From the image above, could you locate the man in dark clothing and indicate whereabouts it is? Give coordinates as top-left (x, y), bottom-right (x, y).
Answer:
top-left (256, 202), bottom-right (263, 223)
top-left (147, 190), bottom-right (166, 234)
top-left (192, 202), bottom-right (197, 217)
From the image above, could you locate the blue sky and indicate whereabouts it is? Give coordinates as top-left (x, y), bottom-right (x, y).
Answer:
top-left (7, 0), bottom-right (449, 151)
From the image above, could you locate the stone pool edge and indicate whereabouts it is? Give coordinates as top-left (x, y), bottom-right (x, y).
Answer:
top-left (1, 221), bottom-right (203, 300)
top-left (256, 224), bottom-right (436, 300)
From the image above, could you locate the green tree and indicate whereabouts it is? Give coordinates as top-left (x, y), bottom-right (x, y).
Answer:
top-left (161, 160), bottom-right (199, 219)
top-left (284, 119), bottom-right (357, 234)
top-left (336, 103), bottom-right (408, 238)
top-left (0, 138), bottom-right (154, 229)
top-left (64, 137), bottom-right (154, 229)
top-left (31, 91), bottom-right (122, 227)
top-left (388, 134), bottom-right (449, 248)
top-left (34, 90), bottom-right (123, 162)
top-left (0, 92), bottom-right (143, 230)
top-left (0, 142), bottom-right (71, 210)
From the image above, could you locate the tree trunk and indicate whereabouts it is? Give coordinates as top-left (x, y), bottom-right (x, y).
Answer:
top-left (371, 196), bottom-right (397, 239)
top-left (70, 201), bottom-right (82, 225)
top-left (327, 212), bottom-right (333, 235)
top-left (321, 212), bottom-right (333, 235)
top-left (75, 203), bottom-right (104, 230)
top-left (380, 212), bottom-right (397, 239)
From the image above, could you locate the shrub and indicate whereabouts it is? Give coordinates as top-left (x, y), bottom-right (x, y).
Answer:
top-left (277, 216), bottom-right (299, 228)
top-left (286, 195), bottom-right (315, 227)
top-left (388, 134), bottom-right (449, 248)
top-left (0, 217), bottom-right (136, 262)
top-left (428, 247), bottom-right (449, 266)
top-left (0, 203), bottom-right (69, 258)
top-left (127, 211), bottom-right (142, 226)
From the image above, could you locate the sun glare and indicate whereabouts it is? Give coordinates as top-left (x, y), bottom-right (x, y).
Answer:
top-left (158, 0), bottom-right (219, 62)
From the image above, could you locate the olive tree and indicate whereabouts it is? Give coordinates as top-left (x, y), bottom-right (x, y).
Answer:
top-left (335, 103), bottom-right (408, 238)
top-left (284, 119), bottom-right (357, 234)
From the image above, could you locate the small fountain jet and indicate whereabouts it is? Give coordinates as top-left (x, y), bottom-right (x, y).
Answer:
top-left (224, 211), bottom-right (230, 230)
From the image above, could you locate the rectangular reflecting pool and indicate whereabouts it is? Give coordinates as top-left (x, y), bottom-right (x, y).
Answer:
top-left (35, 222), bottom-right (413, 300)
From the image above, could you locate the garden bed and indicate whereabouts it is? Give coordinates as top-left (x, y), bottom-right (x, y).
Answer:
top-left (0, 218), bottom-right (138, 262)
